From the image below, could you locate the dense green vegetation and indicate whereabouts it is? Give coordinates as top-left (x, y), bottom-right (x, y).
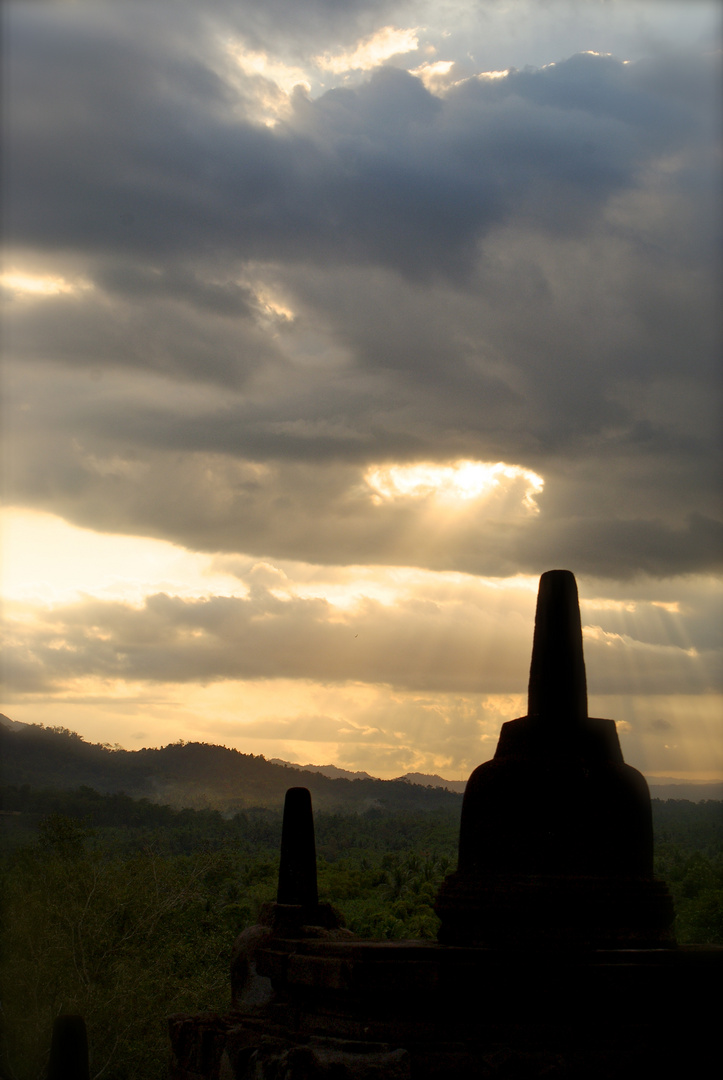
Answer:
top-left (651, 798), bottom-right (723, 945)
top-left (0, 789), bottom-right (459, 1080)
top-left (1, 785), bottom-right (721, 1080)
top-left (2, 816), bottom-right (249, 1080)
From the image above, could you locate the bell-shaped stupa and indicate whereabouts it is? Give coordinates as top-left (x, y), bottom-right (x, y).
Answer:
top-left (436, 569), bottom-right (674, 947)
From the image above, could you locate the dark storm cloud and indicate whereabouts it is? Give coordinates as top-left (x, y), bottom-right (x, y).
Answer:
top-left (5, 5), bottom-right (716, 279)
top-left (3, 351), bottom-right (720, 579)
top-left (95, 263), bottom-right (256, 318)
top-left (2, 269), bottom-right (282, 386)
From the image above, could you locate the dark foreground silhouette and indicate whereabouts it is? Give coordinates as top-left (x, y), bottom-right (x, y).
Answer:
top-left (167, 571), bottom-right (721, 1079)
top-left (437, 568), bottom-right (674, 947)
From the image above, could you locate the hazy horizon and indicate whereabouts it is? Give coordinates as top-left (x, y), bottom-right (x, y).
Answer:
top-left (4, 712), bottom-right (723, 798)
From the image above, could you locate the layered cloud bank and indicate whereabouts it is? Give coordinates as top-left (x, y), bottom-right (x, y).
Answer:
top-left (2, 1), bottom-right (721, 778)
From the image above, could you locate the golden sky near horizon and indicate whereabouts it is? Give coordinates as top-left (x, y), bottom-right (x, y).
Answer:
top-left (3, 507), bottom-right (721, 781)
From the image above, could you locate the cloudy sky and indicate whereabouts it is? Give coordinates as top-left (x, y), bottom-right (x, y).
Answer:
top-left (2, 0), bottom-right (721, 782)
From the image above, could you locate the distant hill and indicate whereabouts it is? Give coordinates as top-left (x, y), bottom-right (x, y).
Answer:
top-left (270, 760), bottom-right (467, 793)
top-left (0, 714), bottom-right (26, 731)
top-left (400, 772), bottom-right (468, 794)
top-left (0, 718), bottom-right (461, 814)
top-left (269, 760), bottom-right (377, 782)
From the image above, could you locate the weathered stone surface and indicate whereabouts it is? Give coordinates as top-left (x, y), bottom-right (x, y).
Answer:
top-left (242, 1040), bottom-right (411, 1080)
top-left (172, 944), bottom-right (723, 1078)
top-left (169, 1013), bottom-right (231, 1080)
top-left (230, 924), bottom-right (276, 1012)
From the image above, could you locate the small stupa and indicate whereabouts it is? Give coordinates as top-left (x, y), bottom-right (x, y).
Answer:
top-left (436, 569), bottom-right (675, 947)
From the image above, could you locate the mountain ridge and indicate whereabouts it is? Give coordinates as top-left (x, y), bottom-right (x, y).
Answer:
top-left (269, 758), bottom-right (468, 793)
top-left (0, 718), bottom-right (462, 814)
top-left (1, 716), bottom-right (720, 805)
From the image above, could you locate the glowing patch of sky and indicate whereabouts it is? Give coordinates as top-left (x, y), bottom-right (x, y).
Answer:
top-left (2, 508), bottom-right (718, 780)
top-left (0, 509), bottom-right (247, 605)
top-left (1, 508), bottom-right (539, 612)
top-left (365, 460), bottom-right (544, 510)
top-left (224, 40), bottom-right (309, 95)
top-left (315, 25), bottom-right (420, 74)
top-left (584, 625), bottom-right (698, 659)
top-left (591, 694), bottom-right (723, 782)
top-left (585, 598), bottom-right (638, 613)
top-left (221, 40), bottom-right (309, 124)
top-left (252, 286), bottom-right (296, 322)
top-left (1, 270), bottom-right (94, 297)
top-left (409, 59), bottom-right (457, 92)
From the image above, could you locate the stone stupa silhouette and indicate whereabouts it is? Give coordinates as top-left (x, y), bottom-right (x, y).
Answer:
top-left (436, 569), bottom-right (674, 948)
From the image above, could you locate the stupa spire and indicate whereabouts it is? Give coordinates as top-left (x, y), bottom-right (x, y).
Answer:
top-left (435, 569), bottom-right (674, 948)
top-left (527, 568), bottom-right (587, 722)
top-left (277, 786), bottom-right (319, 906)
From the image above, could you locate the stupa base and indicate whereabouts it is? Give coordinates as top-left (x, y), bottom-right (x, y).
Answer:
top-left (435, 871), bottom-right (676, 949)
top-left (170, 938), bottom-right (721, 1079)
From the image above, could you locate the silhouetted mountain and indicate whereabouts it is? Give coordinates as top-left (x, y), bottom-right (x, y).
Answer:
top-left (0, 720), bottom-right (461, 814)
top-left (0, 714), bottom-right (26, 731)
top-left (397, 772), bottom-right (468, 793)
top-left (269, 760), bottom-right (376, 782)
top-left (271, 759), bottom-right (468, 793)
top-left (268, 759), bottom-right (466, 793)
top-left (2, 717), bottom-right (720, 808)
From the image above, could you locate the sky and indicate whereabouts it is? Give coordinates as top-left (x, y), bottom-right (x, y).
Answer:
top-left (1, 0), bottom-right (721, 782)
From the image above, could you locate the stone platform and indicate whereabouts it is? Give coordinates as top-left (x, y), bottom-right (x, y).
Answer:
top-left (170, 939), bottom-right (722, 1079)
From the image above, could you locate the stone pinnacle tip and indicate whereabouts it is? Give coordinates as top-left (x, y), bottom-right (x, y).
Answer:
top-left (527, 569), bottom-right (588, 722)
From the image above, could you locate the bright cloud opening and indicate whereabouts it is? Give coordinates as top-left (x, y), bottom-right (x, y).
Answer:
top-left (478, 69), bottom-right (510, 81)
top-left (365, 460), bottom-right (544, 510)
top-left (225, 41), bottom-right (309, 96)
top-left (410, 60), bottom-right (456, 92)
top-left (223, 39), bottom-right (310, 124)
top-left (252, 286), bottom-right (296, 322)
top-left (585, 598), bottom-right (638, 613)
top-left (315, 26), bottom-right (420, 74)
top-left (1, 270), bottom-right (93, 297)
